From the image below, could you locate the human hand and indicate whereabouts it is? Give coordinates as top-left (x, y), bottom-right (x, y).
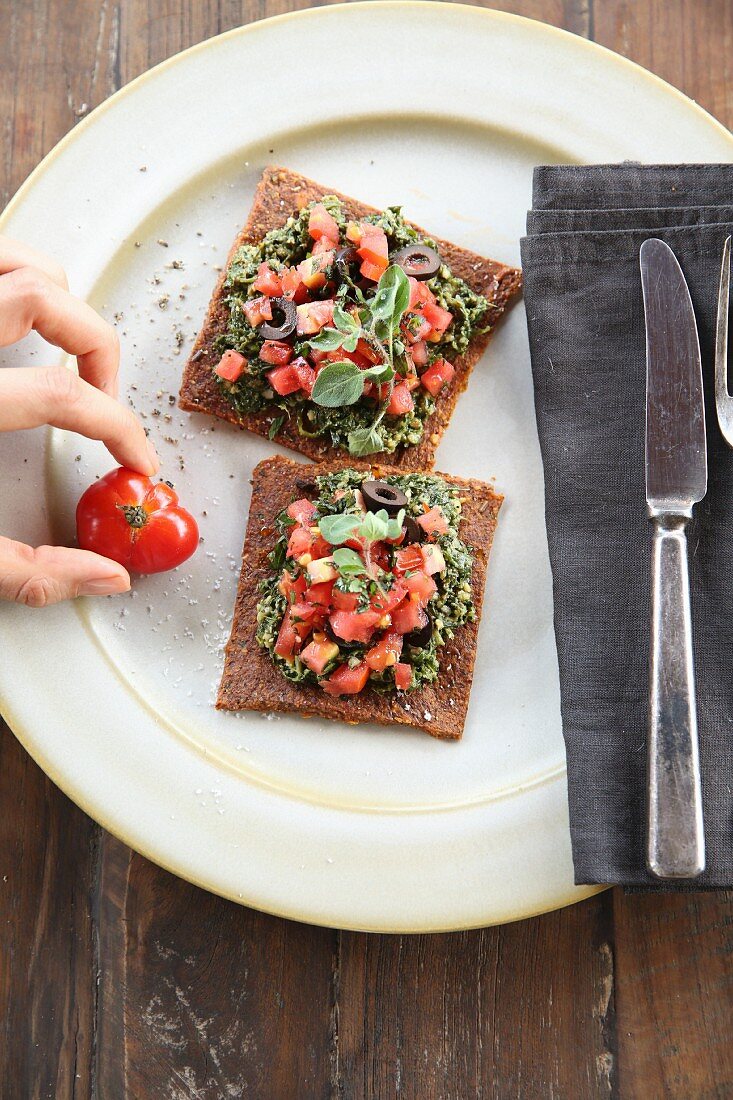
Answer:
top-left (0, 236), bottom-right (159, 606)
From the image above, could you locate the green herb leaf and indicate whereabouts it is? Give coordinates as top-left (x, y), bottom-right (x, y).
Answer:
top-left (268, 414), bottom-right (285, 440)
top-left (332, 547), bottom-right (368, 578)
top-left (333, 304), bottom-right (360, 334)
top-left (347, 425), bottom-right (385, 457)
top-left (371, 265), bottom-right (411, 330)
top-left (311, 361), bottom-right (364, 408)
top-left (362, 363), bottom-right (394, 386)
top-left (309, 327), bottom-right (346, 352)
top-left (319, 512), bottom-right (363, 546)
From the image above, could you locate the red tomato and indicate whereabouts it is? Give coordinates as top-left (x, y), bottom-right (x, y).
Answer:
top-left (410, 340), bottom-right (428, 366)
top-left (296, 300), bottom-right (335, 335)
top-left (308, 203), bottom-right (340, 244)
top-left (289, 601), bottom-right (320, 642)
top-left (345, 221), bottom-right (362, 244)
top-left (394, 663), bottom-right (413, 691)
top-left (266, 364), bottom-right (301, 396)
top-left (360, 259), bottom-right (386, 283)
top-left (305, 581), bottom-right (335, 608)
top-left (275, 612), bottom-right (300, 659)
top-left (260, 340), bottom-right (293, 366)
top-left (76, 467), bottom-right (199, 575)
top-left (291, 356), bottom-right (316, 396)
top-left (417, 506), bottom-right (449, 538)
top-left (371, 580), bottom-right (407, 614)
top-left (357, 225), bottom-right (388, 270)
top-left (281, 266), bottom-right (309, 303)
top-left (214, 349), bottom-right (247, 382)
top-left (243, 296), bottom-right (272, 326)
top-left (321, 662), bottom-right (371, 696)
top-left (300, 639), bottom-right (339, 676)
top-left (356, 338), bottom-right (381, 364)
top-left (279, 571), bottom-right (307, 602)
top-left (287, 525), bottom-right (314, 559)
top-left (253, 262), bottom-right (283, 297)
top-left (391, 597), bottom-right (427, 636)
top-left (408, 278), bottom-right (436, 310)
top-left (331, 588), bottom-right (360, 612)
top-left (404, 570), bottom-right (437, 604)
top-left (329, 609), bottom-right (382, 644)
top-left (286, 498), bottom-right (318, 526)
top-left (394, 545), bottom-right (425, 575)
top-left (386, 382), bottom-right (415, 416)
top-left (365, 631), bottom-right (403, 672)
top-left (422, 301), bottom-right (453, 335)
top-left (420, 358), bottom-right (455, 397)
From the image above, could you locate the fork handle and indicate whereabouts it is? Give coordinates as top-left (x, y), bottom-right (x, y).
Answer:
top-left (647, 510), bottom-right (705, 878)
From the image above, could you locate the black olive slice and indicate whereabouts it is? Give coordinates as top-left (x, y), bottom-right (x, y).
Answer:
top-left (335, 246), bottom-right (359, 281)
top-left (405, 610), bottom-right (433, 650)
top-left (362, 480), bottom-right (408, 516)
top-left (392, 244), bottom-right (441, 281)
top-left (259, 297), bottom-right (297, 341)
top-left (404, 516), bottom-right (423, 545)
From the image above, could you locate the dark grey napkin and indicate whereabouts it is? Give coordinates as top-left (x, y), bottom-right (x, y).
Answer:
top-left (521, 165), bottom-right (733, 888)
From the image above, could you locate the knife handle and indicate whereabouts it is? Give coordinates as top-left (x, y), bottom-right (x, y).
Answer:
top-left (647, 510), bottom-right (705, 878)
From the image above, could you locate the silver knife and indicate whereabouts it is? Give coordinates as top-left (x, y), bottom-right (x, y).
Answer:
top-left (640, 238), bottom-right (706, 879)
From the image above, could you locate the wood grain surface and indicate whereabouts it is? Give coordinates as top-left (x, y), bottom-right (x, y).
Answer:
top-left (1, 2), bottom-right (732, 1097)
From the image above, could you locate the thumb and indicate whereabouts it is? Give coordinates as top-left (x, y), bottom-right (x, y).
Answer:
top-left (0, 537), bottom-right (130, 607)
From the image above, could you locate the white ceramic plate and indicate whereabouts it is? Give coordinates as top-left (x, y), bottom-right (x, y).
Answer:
top-left (1, 4), bottom-right (731, 932)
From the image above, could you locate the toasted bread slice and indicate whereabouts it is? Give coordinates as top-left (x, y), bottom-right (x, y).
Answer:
top-left (179, 167), bottom-right (522, 470)
top-left (217, 456), bottom-right (502, 740)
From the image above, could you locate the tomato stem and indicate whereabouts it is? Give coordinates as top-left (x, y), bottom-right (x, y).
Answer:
top-left (120, 504), bottom-right (148, 529)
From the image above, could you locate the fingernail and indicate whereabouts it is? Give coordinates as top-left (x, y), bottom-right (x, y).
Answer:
top-left (79, 576), bottom-right (130, 596)
top-left (146, 439), bottom-right (160, 472)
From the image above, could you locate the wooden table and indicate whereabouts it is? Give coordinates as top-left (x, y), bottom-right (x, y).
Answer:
top-left (2, 2), bottom-right (732, 1096)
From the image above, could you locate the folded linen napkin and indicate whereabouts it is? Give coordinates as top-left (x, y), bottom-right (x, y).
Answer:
top-left (521, 164), bottom-right (733, 888)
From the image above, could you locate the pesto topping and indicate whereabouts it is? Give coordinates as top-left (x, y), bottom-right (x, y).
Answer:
top-left (256, 469), bottom-right (476, 695)
top-left (214, 197), bottom-right (490, 456)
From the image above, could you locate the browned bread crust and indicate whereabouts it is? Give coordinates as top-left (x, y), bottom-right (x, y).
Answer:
top-left (217, 456), bottom-right (503, 740)
top-left (179, 166), bottom-right (522, 470)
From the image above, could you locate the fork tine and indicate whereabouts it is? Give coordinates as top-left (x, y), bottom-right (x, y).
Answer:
top-left (715, 235), bottom-right (733, 446)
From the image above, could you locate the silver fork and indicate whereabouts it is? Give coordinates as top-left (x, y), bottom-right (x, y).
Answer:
top-left (716, 235), bottom-right (733, 446)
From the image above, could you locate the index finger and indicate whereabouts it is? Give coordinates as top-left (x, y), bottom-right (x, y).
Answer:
top-left (0, 266), bottom-right (120, 397)
top-left (0, 366), bottom-right (159, 476)
top-left (0, 236), bottom-right (69, 290)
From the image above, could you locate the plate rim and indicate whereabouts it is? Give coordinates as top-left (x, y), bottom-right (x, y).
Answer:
top-left (1, 1), bottom-right (730, 931)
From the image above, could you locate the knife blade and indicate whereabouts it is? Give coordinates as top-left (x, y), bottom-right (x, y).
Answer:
top-left (640, 237), bottom-right (706, 879)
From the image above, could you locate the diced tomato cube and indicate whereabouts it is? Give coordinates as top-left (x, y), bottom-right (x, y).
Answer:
top-left (360, 259), bottom-right (386, 283)
top-left (356, 338), bottom-right (381, 364)
top-left (297, 252), bottom-right (334, 290)
top-left (357, 225), bottom-right (388, 266)
top-left (289, 602), bottom-right (318, 644)
top-left (266, 364), bottom-right (300, 396)
top-left (329, 609), bottom-right (382, 645)
top-left (417, 506), bottom-right (449, 538)
top-left (408, 277), bottom-right (436, 310)
top-left (420, 358), bottom-right (455, 397)
top-left (300, 639), bottom-right (340, 676)
top-left (311, 238), bottom-right (336, 257)
top-left (291, 355), bottom-right (316, 396)
top-left (365, 631), bottom-right (403, 672)
top-left (403, 372), bottom-right (421, 392)
top-left (422, 301), bottom-right (453, 335)
top-left (404, 570), bottom-right (437, 604)
top-left (281, 266), bottom-right (308, 303)
top-left (386, 382), bottom-right (414, 416)
top-left (331, 588), bottom-right (360, 612)
top-left (404, 313), bottom-right (433, 344)
top-left (371, 580), bottom-right (407, 614)
top-left (287, 526), bottom-right (315, 560)
top-left (310, 535), bottom-right (332, 560)
top-left (308, 203), bottom-right (340, 244)
top-left (391, 597), bottom-right (427, 636)
top-left (305, 580), bottom-right (335, 608)
top-left (278, 571), bottom-right (307, 603)
top-left (307, 557), bottom-right (338, 584)
top-left (411, 340), bottom-right (428, 366)
top-left (260, 340), bottom-right (293, 366)
top-left (421, 543), bottom-right (446, 575)
top-left (345, 221), bottom-right (362, 244)
top-left (287, 498), bottom-right (318, 526)
top-left (296, 300), bottom-right (335, 335)
top-left (321, 661), bottom-right (371, 696)
top-left (275, 612), bottom-right (300, 659)
top-left (394, 545), bottom-right (425, 575)
top-left (253, 262), bottom-right (283, 297)
top-left (394, 663), bottom-right (413, 691)
top-left (243, 296), bottom-right (273, 327)
top-left (214, 349), bottom-right (247, 382)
